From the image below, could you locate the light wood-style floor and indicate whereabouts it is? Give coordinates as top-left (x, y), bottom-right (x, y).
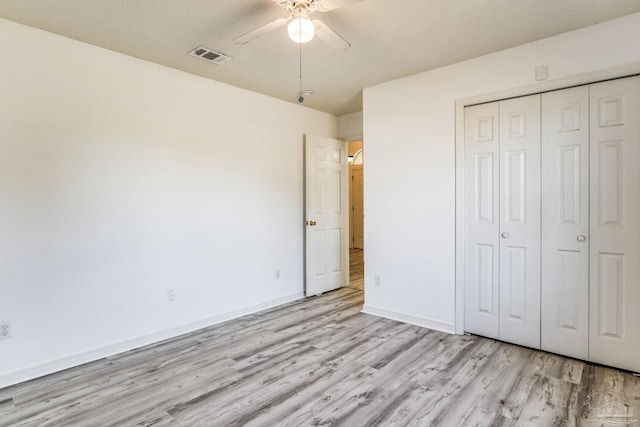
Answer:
top-left (348, 248), bottom-right (364, 291)
top-left (2, 287), bottom-right (639, 426)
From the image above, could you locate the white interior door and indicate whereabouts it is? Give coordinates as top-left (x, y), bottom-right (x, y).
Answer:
top-left (589, 76), bottom-right (640, 372)
top-left (305, 134), bottom-right (348, 296)
top-left (498, 95), bottom-right (541, 349)
top-left (541, 86), bottom-right (590, 359)
top-left (464, 102), bottom-right (500, 338)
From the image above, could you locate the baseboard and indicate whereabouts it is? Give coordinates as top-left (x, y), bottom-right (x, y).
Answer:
top-left (361, 304), bottom-right (455, 334)
top-left (0, 291), bottom-right (304, 389)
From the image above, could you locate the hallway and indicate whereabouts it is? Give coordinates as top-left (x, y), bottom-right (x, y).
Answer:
top-left (348, 248), bottom-right (363, 291)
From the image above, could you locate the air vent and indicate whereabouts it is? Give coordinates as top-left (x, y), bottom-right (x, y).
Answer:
top-left (188, 46), bottom-right (231, 65)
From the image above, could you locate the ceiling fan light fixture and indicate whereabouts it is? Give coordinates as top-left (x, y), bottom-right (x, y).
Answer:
top-left (288, 7), bottom-right (314, 43)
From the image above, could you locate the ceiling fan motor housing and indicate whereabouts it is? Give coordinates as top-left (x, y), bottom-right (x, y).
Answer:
top-left (276, 0), bottom-right (316, 14)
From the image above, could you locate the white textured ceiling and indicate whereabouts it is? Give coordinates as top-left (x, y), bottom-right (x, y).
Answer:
top-left (1, 0), bottom-right (639, 115)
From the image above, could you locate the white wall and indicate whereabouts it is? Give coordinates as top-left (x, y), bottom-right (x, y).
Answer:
top-left (0, 19), bottom-right (337, 387)
top-left (362, 13), bottom-right (640, 333)
top-left (338, 111), bottom-right (363, 142)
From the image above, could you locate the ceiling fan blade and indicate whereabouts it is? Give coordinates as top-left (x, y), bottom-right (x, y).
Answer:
top-left (313, 0), bottom-right (367, 12)
top-left (313, 20), bottom-right (351, 51)
top-left (233, 17), bottom-right (290, 45)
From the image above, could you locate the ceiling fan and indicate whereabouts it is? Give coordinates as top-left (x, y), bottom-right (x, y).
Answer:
top-left (233, 0), bottom-right (365, 51)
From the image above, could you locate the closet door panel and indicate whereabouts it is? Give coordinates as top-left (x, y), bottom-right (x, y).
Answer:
top-left (499, 95), bottom-right (541, 349)
top-left (464, 103), bottom-right (500, 338)
top-left (541, 87), bottom-right (589, 360)
top-left (589, 76), bottom-right (640, 372)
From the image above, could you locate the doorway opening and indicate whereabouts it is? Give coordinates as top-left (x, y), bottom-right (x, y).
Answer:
top-left (348, 141), bottom-right (364, 291)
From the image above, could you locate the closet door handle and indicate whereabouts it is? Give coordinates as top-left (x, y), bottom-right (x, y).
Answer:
top-left (501, 232), bottom-right (509, 238)
top-left (577, 235), bottom-right (586, 242)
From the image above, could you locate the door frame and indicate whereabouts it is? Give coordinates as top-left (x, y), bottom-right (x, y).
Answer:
top-left (349, 162), bottom-right (364, 250)
top-left (454, 64), bottom-right (640, 335)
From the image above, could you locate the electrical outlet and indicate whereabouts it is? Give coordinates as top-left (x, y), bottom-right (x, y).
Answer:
top-left (0, 322), bottom-right (11, 339)
top-left (374, 275), bottom-right (381, 286)
top-left (276, 269), bottom-right (280, 279)
top-left (167, 289), bottom-right (176, 302)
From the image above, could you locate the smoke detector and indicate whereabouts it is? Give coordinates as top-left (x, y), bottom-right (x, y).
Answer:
top-left (297, 89), bottom-right (314, 103)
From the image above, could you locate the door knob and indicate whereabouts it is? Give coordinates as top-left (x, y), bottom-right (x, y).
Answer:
top-left (577, 234), bottom-right (586, 242)
top-left (306, 220), bottom-right (317, 226)
top-left (501, 232), bottom-right (509, 238)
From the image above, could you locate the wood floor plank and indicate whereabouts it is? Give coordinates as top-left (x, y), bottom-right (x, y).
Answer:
top-left (515, 376), bottom-right (577, 426)
top-left (348, 248), bottom-right (364, 291)
top-left (4, 378), bottom-right (137, 427)
top-left (498, 351), bottom-right (551, 421)
top-left (169, 348), bottom-right (332, 425)
top-left (404, 339), bottom-right (505, 425)
top-left (466, 344), bottom-right (538, 420)
top-left (241, 361), bottom-right (378, 427)
top-left (622, 372), bottom-right (640, 424)
top-left (3, 283), bottom-right (640, 426)
top-left (0, 358), bottom-right (116, 403)
top-left (336, 376), bottom-right (437, 426)
top-left (0, 398), bottom-right (16, 420)
top-left (50, 362), bottom-right (240, 427)
top-left (229, 323), bottom-right (346, 373)
top-left (268, 376), bottom-right (377, 426)
top-left (112, 410), bottom-right (180, 427)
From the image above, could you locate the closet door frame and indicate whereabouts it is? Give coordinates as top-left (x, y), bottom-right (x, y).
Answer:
top-left (454, 65), bottom-right (640, 336)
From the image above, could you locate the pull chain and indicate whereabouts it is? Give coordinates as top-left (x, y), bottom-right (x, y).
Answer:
top-left (296, 20), bottom-right (311, 103)
top-left (299, 24), bottom-right (302, 97)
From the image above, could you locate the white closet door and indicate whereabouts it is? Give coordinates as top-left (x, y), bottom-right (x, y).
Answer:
top-left (541, 87), bottom-right (590, 359)
top-left (464, 102), bottom-right (500, 338)
top-left (589, 76), bottom-right (640, 372)
top-left (498, 95), bottom-right (541, 349)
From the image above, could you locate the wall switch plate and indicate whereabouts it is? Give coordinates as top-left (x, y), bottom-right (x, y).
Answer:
top-left (374, 275), bottom-right (381, 286)
top-left (0, 322), bottom-right (11, 339)
top-left (276, 269), bottom-right (280, 279)
top-left (167, 289), bottom-right (176, 302)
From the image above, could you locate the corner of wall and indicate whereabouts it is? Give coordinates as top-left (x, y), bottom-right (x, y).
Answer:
top-left (338, 111), bottom-right (364, 142)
